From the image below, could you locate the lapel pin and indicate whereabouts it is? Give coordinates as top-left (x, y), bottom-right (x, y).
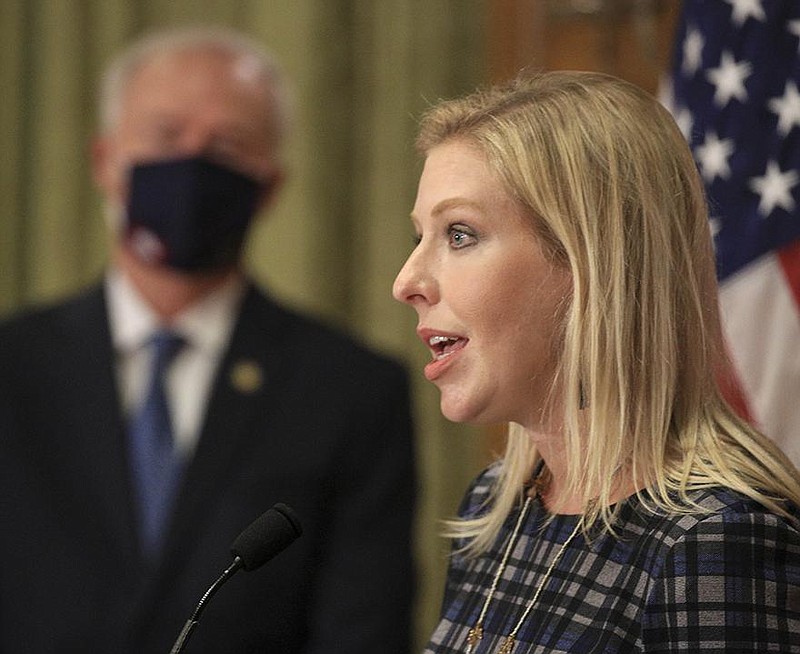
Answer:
top-left (229, 360), bottom-right (264, 394)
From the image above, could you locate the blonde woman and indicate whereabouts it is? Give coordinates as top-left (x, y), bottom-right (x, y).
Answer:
top-left (394, 72), bottom-right (800, 653)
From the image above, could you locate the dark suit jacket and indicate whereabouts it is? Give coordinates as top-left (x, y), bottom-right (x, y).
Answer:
top-left (0, 282), bottom-right (416, 653)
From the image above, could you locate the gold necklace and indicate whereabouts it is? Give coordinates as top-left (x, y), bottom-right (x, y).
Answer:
top-left (465, 492), bottom-right (582, 654)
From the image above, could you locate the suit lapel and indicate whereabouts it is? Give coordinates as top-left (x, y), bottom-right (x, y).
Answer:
top-left (160, 286), bottom-right (289, 567)
top-left (58, 286), bottom-right (141, 565)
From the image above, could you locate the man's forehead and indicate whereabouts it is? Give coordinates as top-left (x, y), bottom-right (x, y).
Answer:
top-left (132, 47), bottom-right (263, 84)
top-left (115, 46), bottom-right (276, 145)
top-left (123, 50), bottom-right (270, 110)
top-left (231, 54), bottom-right (264, 85)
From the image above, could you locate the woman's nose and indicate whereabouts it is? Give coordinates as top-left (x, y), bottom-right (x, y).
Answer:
top-left (392, 249), bottom-right (436, 306)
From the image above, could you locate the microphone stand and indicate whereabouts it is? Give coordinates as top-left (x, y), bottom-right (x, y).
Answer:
top-left (169, 556), bottom-right (244, 654)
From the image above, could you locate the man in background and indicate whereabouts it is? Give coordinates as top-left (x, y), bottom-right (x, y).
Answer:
top-left (0, 27), bottom-right (415, 653)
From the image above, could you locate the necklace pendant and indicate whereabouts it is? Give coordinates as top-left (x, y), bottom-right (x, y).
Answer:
top-left (466, 623), bottom-right (483, 652)
top-left (497, 635), bottom-right (516, 654)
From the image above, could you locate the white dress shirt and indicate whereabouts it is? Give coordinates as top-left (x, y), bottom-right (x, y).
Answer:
top-left (105, 268), bottom-right (244, 457)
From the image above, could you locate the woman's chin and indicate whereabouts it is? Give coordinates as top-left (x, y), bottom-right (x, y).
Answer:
top-left (439, 394), bottom-right (493, 425)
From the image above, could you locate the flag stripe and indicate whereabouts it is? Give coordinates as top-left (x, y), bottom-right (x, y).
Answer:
top-left (720, 254), bottom-right (800, 465)
top-left (777, 238), bottom-right (800, 311)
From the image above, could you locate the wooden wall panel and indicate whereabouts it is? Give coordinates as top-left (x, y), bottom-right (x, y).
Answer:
top-left (488, 0), bottom-right (681, 92)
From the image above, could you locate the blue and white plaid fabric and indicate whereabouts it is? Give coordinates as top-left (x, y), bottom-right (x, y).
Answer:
top-left (425, 464), bottom-right (800, 653)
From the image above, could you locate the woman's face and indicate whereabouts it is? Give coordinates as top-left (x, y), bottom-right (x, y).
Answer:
top-left (393, 140), bottom-right (571, 430)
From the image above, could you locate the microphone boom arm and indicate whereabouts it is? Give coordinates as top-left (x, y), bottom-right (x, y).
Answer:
top-left (169, 557), bottom-right (244, 654)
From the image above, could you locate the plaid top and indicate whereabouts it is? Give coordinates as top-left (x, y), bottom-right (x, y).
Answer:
top-left (425, 463), bottom-right (800, 653)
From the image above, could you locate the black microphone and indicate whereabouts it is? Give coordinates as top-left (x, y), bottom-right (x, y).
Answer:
top-left (169, 503), bottom-right (303, 654)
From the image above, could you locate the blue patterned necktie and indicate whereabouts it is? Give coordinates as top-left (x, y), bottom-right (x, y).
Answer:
top-left (128, 330), bottom-right (185, 559)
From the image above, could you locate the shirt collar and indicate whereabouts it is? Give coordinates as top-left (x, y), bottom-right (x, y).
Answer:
top-left (105, 268), bottom-right (245, 355)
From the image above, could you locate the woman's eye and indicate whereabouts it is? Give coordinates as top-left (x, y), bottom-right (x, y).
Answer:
top-left (448, 226), bottom-right (477, 249)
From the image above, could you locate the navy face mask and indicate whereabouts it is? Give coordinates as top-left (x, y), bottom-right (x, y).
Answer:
top-left (124, 156), bottom-right (265, 272)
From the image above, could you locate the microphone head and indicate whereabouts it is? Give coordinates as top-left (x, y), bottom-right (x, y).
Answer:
top-left (230, 503), bottom-right (303, 571)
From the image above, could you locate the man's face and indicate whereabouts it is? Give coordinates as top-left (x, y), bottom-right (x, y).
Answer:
top-left (94, 47), bottom-right (281, 205)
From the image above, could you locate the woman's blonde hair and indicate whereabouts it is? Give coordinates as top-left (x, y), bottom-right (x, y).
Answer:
top-left (417, 71), bottom-right (800, 556)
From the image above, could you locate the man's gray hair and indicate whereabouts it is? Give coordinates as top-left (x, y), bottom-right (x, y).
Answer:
top-left (98, 26), bottom-right (293, 150)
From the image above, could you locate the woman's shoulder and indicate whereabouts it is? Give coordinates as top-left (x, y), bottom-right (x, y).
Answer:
top-left (689, 486), bottom-right (800, 534)
top-left (684, 486), bottom-right (798, 526)
top-left (622, 485), bottom-right (800, 549)
top-left (591, 486), bottom-right (800, 593)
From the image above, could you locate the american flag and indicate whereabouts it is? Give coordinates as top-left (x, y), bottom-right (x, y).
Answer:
top-left (662, 0), bottom-right (800, 468)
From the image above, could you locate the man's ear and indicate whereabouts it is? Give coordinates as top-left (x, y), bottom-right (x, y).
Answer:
top-left (257, 168), bottom-right (286, 212)
top-left (90, 135), bottom-right (114, 192)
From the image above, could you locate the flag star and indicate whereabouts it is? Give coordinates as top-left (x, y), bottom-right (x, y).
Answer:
top-left (749, 161), bottom-right (799, 217)
top-left (658, 76), bottom-right (676, 111)
top-left (768, 81), bottom-right (800, 136)
top-left (694, 132), bottom-right (734, 182)
top-left (673, 106), bottom-right (694, 141)
top-left (706, 51), bottom-right (752, 106)
top-left (708, 216), bottom-right (722, 240)
top-left (682, 26), bottom-right (705, 76)
top-left (724, 0), bottom-right (766, 27)
top-left (659, 80), bottom-right (694, 139)
top-left (789, 20), bottom-right (800, 53)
